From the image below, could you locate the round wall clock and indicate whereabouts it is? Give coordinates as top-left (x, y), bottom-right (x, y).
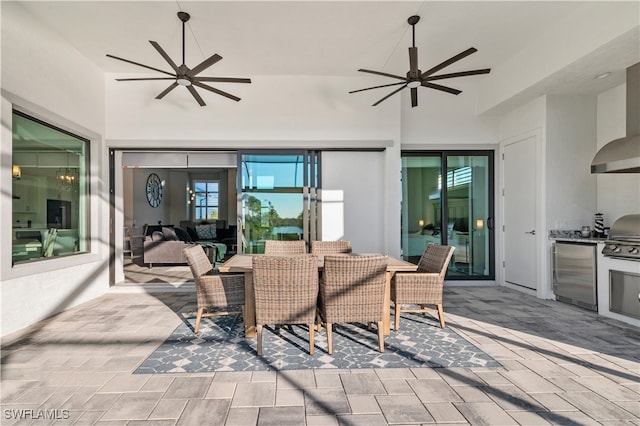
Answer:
top-left (146, 173), bottom-right (163, 208)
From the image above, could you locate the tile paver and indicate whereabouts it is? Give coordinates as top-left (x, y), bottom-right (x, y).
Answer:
top-left (454, 401), bottom-right (518, 425)
top-left (175, 398), bottom-right (230, 425)
top-left (231, 382), bottom-right (276, 407)
top-left (376, 394), bottom-right (434, 423)
top-left (0, 286), bottom-right (637, 425)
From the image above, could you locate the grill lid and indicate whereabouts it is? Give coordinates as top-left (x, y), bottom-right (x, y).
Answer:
top-left (608, 214), bottom-right (640, 241)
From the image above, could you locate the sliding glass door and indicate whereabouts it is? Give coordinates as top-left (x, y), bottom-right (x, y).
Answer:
top-left (238, 151), bottom-right (319, 253)
top-left (401, 151), bottom-right (494, 279)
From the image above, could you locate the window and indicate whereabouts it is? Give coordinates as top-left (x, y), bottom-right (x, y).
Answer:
top-left (11, 110), bottom-right (90, 264)
top-left (192, 181), bottom-right (219, 220)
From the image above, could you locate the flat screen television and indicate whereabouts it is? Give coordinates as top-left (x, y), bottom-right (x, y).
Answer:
top-left (47, 199), bottom-right (71, 229)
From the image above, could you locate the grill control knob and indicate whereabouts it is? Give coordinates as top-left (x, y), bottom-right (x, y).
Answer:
top-left (629, 247), bottom-right (639, 255)
top-left (610, 245), bottom-right (621, 253)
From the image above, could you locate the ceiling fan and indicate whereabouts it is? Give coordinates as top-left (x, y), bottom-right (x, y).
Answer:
top-left (350, 15), bottom-right (491, 107)
top-left (106, 11), bottom-right (251, 106)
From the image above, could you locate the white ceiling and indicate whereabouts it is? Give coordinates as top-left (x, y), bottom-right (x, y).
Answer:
top-left (14, 1), bottom-right (640, 112)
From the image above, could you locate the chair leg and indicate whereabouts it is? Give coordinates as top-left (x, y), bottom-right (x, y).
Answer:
top-left (377, 320), bottom-right (385, 353)
top-left (394, 303), bottom-right (401, 331)
top-left (195, 307), bottom-right (204, 333)
top-left (316, 311), bottom-right (322, 333)
top-left (437, 304), bottom-right (445, 328)
top-left (326, 323), bottom-right (333, 355)
top-left (308, 323), bottom-right (315, 355)
top-left (256, 324), bottom-right (264, 356)
top-left (240, 305), bottom-right (245, 329)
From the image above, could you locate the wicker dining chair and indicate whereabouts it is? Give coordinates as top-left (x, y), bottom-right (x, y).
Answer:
top-left (391, 243), bottom-right (455, 329)
top-left (183, 245), bottom-right (245, 333)
top-left (318, 254), bottom-right (388, 355)
top-left (252, 254), bottom-right (319, 356)
top-left (310, 240), bottom-right (352, 255)
top-left (263, 239), bottom-right (307, 255)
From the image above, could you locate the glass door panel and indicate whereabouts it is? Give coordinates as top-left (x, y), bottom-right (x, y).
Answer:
top-left (401, 155), bottom-right (443, 264)
top-left (239, 152), bottom-right (318, 254)
top-left (401, 151), bottom-right (494, 280)
top-left (445, 154), bottom-right (492, 278)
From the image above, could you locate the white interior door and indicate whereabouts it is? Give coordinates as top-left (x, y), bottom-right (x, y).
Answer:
top-left (503, 135), bottom-right (537, 290)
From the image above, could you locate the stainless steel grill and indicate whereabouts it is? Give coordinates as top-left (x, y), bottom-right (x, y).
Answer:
top-left (602, 214), bottom-right (640, 260)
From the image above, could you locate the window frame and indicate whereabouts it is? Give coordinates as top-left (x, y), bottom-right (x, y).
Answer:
top-left (192, 179), bottom-right (220, 221)
top-left (3, 100), bottom-right (100, 280)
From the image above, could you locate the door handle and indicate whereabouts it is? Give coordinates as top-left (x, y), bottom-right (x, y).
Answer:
top-left (487, 217), bottom-right (494, 230)
top-left (525, 230), bottom-right (536, 235)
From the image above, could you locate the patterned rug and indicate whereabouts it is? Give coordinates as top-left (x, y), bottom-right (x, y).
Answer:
top-left (135, 312), bottom-right (501, 373)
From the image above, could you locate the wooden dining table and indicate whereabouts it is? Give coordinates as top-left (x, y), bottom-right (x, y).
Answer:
top-left (217, 253), bottom-right (418, 338)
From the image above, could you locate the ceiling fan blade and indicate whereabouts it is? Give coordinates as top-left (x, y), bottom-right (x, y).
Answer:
top-left (187, 54), bottom-right (223, 77)
top-left (349, 81), bottom-right (406, 94)
top-left (358, 69), bottom-right (407, 81)
top-left (411, 87), bottom-right (418, 107)
top-left (421, 47), bottom-right (478, 78)
top-left (106, 54), bottom-right (175, 77)
top-left (155, 82), bottom-right (179, 99)
top-left (192, 81), bottom-right (241, 102)
top-left (372, 84), bottom-right (407, 106)
top-left (149, 41), bottom-right (180, 73)
top-left (424, 68), bottom-right (491, 81)
top-left (116, 77), bottom-right (176, 81)
top-left (409, 47), bottom-right (419, 75)
top-left (187, 85), bottom-right (206, 106)
top-left (196, 77), bottom-right (252, 84)
top-left (421, 82), bottom-right (462, 95)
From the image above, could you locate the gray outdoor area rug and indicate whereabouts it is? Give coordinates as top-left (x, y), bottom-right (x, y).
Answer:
top-left (135, 311), bottom-right (502, 373)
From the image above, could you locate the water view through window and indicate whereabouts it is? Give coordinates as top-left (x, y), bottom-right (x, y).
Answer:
top-left (239, 152), bottom-right (319, 253)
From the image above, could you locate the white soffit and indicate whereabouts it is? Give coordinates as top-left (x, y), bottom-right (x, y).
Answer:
top-left (187, 152), bottom-right (237, 168)
top-left (122, 152), bottom-right (187, 168)
top-left (122, 151), bottom-right (237, 168)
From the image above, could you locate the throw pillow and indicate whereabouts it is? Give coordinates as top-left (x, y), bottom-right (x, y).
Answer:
top-left (151, 231), bottom-right (164, 241)
top-left (186, 226), bottom-right (199, 241)
top-left (174, 227), bottom-right (193, 243)
top-left (162, 227), bottom-right (179, 241)
top-left (196, 224), bottom-right (216, 240)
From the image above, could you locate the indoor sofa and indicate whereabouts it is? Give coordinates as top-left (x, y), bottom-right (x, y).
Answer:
top-left (143, 227), bottom-right (217, 268)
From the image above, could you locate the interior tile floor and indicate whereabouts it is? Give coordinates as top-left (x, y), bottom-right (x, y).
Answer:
top-left (1, 285), bottom-right (638, 425)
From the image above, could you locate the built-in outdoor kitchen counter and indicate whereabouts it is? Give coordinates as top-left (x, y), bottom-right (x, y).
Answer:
top-left (549, 225), bottom-right (640, 327)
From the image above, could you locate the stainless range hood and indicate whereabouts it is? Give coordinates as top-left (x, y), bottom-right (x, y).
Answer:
top-left (591, 62), bottom-right (640, 173)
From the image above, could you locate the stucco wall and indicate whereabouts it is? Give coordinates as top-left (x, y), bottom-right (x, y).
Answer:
top-left (1, 2), bottom-right (108, 336)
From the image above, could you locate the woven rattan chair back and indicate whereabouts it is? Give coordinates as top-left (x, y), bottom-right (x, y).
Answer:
top-left (252, 254), bottom-right (319, 355)
top-left (417, 243), bottom-right (455, 276)
top-left (183, 245), bottom-right (245, 333)
top-left (263, 240), bottom-right (307, 255)
top-left (184, 244), bottom-right (213, 278)
top-left (310, 240), bottom-right (352, 255)
top-left (319, 254), bottom-right (388, 354)
top-left (391, 243), bottom-right (454, 329)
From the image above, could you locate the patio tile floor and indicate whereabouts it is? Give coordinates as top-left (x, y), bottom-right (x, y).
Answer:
top-left (1, 286), bottom-right (638, 425)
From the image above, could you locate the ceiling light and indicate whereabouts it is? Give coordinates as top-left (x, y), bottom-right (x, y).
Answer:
top-left (176, 78), bottom-right (191, 86)
top-left (595, 72), bottom-right (611, 79)
top-left (407, 80), bottom-right (421, 89)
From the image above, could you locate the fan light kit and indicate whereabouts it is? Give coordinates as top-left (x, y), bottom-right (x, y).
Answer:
top-left (106, 11), bottom-right (251, 106)
top-left (350, 15), bottom-right (491, 107)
